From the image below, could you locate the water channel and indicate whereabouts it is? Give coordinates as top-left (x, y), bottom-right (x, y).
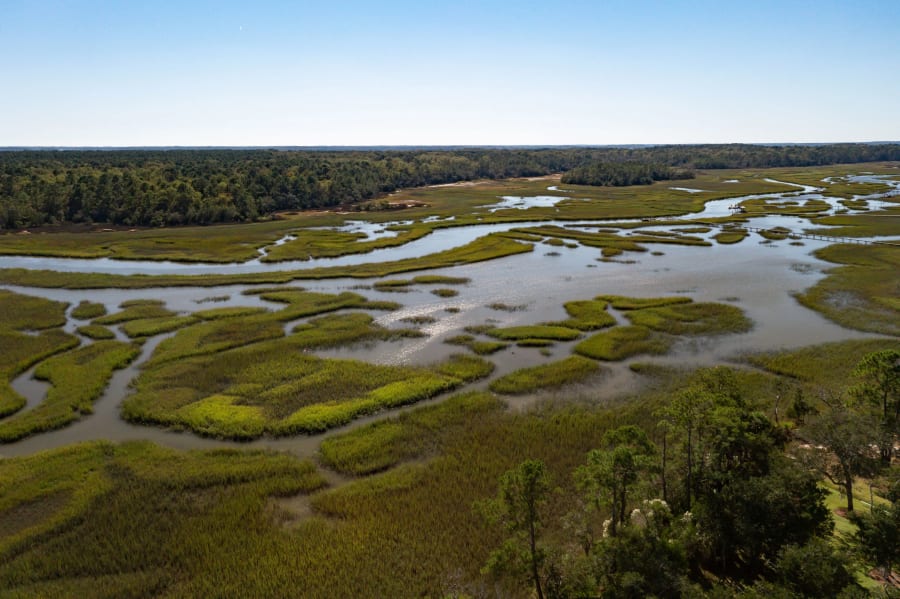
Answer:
top-left (1, 175), bottom-right (897, 458)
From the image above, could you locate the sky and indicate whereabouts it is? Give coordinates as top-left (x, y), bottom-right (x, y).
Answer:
top-left (1, 0), bottom-right (899, 146)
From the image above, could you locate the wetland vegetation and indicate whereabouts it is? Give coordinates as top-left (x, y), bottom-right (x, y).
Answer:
top-left (0, 155), bottom-right (898, 597)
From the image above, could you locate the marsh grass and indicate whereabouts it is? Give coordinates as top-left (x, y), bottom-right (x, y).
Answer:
top-left (373, 279), bottom-right (411, 291)
top-left (758, 227), bottom-right (791, 241)
top-left (0, 341), bottom-right (140, 442)
top-left (193, 306), bottom-right (268, 320)
top-left (0, 217), bottom-right (305, 263)
top-left (625, 301), bottom-right (752, 335)
top-left (145, 313), bottom-right (285, 367)
top-left (714, 230), bottom-right (748, 244)
top-left (807, 207), bottom-right (900, 238)
top-left (415, 275), bottom-right (469, 285)
top-left (444, 335), bottom-right (509, 355)
top-left (548, 299), bottom-right (616, 331)
top-left (0, 290), bottom-right (68, 331)
top-left (745, 338), bottom-right (900, 390)
top-left (0, 440), bottom-right (325, 595)
top-left (75, 325), bottom-right (116, 340)
top-left (0, 234), bottom-right (534, 289)
top-left (70, 301), bottom-right (107, 320)
top-left (430, 288), bottom-right (458, 298)
top-left (0, 340), bottom-right (878, 596)
top-left (486, 302), bottom-right (527, 312)
top-left (120, 316), bottom-right (199, 339)
top-left (794, 244), bottom-right (900, 335)
top-left (94, 301), bottom-right (175, 325)
top-left (401, 315), bottom-right (437, 325)
top-left (488, 355), bottom-right (600, 394)
top-left (432, 354), bottom-right (495, 381)
top-left (516, 339), bottom-right (555, 347)
top-left (319, 392), bottom-right (504, 475)
top-left (260, 225), bottom-right (433, 263)
top-left (0, 291), bottom-right (76, 419)
top-left (0, 330), bottom-right (79, 419)
top-left (597, 295), bottom-right (692, 310)
top-left (742, 197), bottom-right (831, 215)
top-left (486, 325), bottom-right (581, 342)
top-left (125, 319), bottom-right (492, 438)
top-left (574, 325), bottom-right (671, 361)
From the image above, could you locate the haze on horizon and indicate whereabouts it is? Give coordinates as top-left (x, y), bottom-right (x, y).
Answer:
top-left (2, 0), bottom-right (899, 147)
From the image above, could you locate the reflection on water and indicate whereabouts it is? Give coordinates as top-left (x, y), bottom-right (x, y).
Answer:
top-left (1, 176), bottom-right (897, 458)
top-left (481, 195), bottom-right (571, 212)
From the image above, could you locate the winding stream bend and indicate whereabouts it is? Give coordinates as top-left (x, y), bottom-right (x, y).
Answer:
top-left (1, 175), bottom-right (898, 458)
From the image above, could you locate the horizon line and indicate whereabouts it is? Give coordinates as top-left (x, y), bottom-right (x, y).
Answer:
top-left (3, 141), bottom-right (900, 152)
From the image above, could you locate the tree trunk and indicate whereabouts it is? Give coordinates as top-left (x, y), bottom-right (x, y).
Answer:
top-left (844, 478), bottom-right (854, 513)
top-left (686, 426), bottom-right (693, 507)
top-left (529, 517), bottom-right (544, 599)
top-left (661, 432), bottom-right (668, 504)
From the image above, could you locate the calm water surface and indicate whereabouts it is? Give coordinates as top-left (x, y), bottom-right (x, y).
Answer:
top-left (2, 178), bottom-right (897, 458)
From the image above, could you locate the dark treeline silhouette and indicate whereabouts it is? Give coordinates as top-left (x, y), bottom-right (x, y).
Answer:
top-left (2, 143), bottom-right (898, 229)
top-left (561, 162), bottom-right (694, 186)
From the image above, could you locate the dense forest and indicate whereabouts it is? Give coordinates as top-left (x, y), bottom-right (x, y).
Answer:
top-left (1, 143), bottom-right (899, 229)
top-left (560, 162), bottom-right (694, 186)
top-left (482, 351), bottom-right (900, 597)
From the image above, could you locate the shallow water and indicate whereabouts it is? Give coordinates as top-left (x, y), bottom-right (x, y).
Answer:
top-left (1, 177), bottom-right (897, 458)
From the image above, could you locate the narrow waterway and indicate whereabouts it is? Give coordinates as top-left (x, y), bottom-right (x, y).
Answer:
top-left (0, 175), bottom-right (897, 458)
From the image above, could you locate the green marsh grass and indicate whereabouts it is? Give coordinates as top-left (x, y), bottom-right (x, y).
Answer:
top-left (624, 301), bottom-right (752, 335)
top-left (807, 206), bottom-right (900, 238)
top-left (260, 225), bottom-right (433, 263)
top-left (0, 233), bottom-right (534, 289)
top-left (488, 355), bottom-right (600, 394)
top-left (714, 229), bottom-right (748, 244)
top-left (794, 244), bottom-right (900, 335)
top-left (120, 316), bottom-right (199, 339)
top-left (574, 325), bottom-right (671, 361)
top-left (254, 289), bottom-right (391, 321)
top-left (515, 339), bottom-right (555, 347)
top-left (741, 197), bottom-right (831, 215)
top-left (550, 299), bottom-right (616, 331)
top-left (145, 313), bottom-right (285, 367)
top-left (0, 440), bottom-right (325, 595)
top-left (373, 278), bottom-right (411, 291)
top-left (0, 341), bottom-right (140, 442)
top-left (430, 288), bottom-right (458, 297)
top-left (597, 295), bottom-right (692, 310)
top-left (758, 227), bottom-right (791, 241)
top-left (0, 330), bottom-right (79, 419)
top-left (0, 342), bottom-right (875, 596)
top-left (745, 338), bottom-right (900, 390)
top-left (444, 335), bottom-right (509, 355)
top-left (125, 327), bottom-right (492, 438)
top-left (0, 289), bottom-right (68, 331)
top-left (70, 300), bottom-right (107, 320)
top-left (93, 301), bottom-right (175, 325)
top-left (193, 306), bottom-right (268, 320)
top-left (486, 325), bottom-right (581, 342)
top-left (75, 325), bottom-right (116, 340)
top-left (400, 315), bottom-right (437, 325)
top-left (0, 217), bottom-right (306, 263)
top-left (319, 392), bottom-right (504, 475)
top-left (373, 275), bottom-right (470, 292)
top-left (0, 291), bottom-right (76, 419)
top-left (486, 302), bottom-right (527, 312)
top-left (411, 275), bottom-right (470, 285)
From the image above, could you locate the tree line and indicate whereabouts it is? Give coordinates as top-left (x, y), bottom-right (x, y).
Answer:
top-left (1, 144), bottom-right (899, 230)
top-left (560, 162), bottom-right (694, 187)
top-left (480, 350), bottom-right (899, 597)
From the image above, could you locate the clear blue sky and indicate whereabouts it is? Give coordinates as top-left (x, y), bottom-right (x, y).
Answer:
top-left (2, 0), bottom-right (898, 146)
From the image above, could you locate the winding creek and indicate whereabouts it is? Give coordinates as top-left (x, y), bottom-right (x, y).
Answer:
top-left (1, 175), bottom-right (898, 459)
